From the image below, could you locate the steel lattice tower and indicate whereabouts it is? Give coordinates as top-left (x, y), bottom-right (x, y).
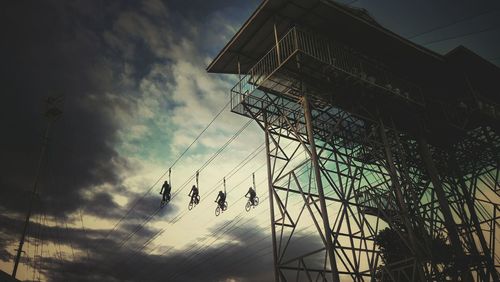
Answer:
top-left (208, 1), bottom-right (500, 281)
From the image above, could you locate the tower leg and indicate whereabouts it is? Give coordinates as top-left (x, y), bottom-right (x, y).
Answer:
top-left (264, 111), bottom-right (281, 282)
top-left (452, 155), bottom-right (499, 281)
top-left (378, 122), bottom-right (427, 281)
top-left (418, 137), bottom-right (474, 281)
top-left (303, 95), bottom-right (340, 282)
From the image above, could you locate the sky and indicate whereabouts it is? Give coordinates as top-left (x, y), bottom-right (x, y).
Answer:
top-left (0, 0), bottom-right (499, 281)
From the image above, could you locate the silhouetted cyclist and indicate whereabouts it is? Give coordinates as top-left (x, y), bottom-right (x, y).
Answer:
top-left (215, 190), bottom-right (226, 209)
top-left (160, 181), bottom-right (171, 202)
top-left (189, 185), bottom-right (199, 204)
top-left (245, 187), bottom-right (256, 205)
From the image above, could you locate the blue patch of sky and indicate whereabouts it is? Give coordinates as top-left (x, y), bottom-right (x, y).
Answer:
top-left (125, 119), bottom-right (173, 163)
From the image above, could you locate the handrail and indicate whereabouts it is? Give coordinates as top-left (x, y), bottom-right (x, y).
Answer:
top-left (231, 27), bottom-right (297, 91)
top-left (231, 26), bottom-right (424, 111)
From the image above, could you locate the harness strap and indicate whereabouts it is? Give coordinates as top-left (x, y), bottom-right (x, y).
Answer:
top-left (168, 168), bottom-right (172, 189)
top-left (252, 172), bottom-right (256, 193)
top-left (196, 170), bottom-right (199, 191)
top-left (223, 177), bottom-right (226, 194)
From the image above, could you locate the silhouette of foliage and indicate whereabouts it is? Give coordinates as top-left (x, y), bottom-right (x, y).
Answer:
top-left (374, 227), bottom-right (454, 281)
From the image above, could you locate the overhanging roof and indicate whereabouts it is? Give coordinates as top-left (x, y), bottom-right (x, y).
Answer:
top-left (207, 0), bottom-right (446, 79)
top-left (445, 45), bottom-right (500, 104)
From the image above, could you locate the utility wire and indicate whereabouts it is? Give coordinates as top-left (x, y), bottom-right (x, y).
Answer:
top-left (423, 25), bottom-right (499, 45)
top-left (107, 118), bottom-right (255, 256)
top-left (166, 154), bottom-right (312, 280)
top-left (47, 152), bottom-right (77, 263)
top-left (170, 118), bottom-right (254, 200)
top-left (78, 208), bottom-right (91, 262)
top-left (119, 132), bottom-right (257, 251)
top-left (408, 9), bottom-right (499, 39)
top-left (168, 152), bottom-right (344, 280)
top-left (169, 101), bottom-right (230, 169)
top-left (140, 164), bottom-right (281, 281)
top-left (168, 145), bottom-right (266, 225)
top-left (101, 101), bottom-right (230, 242)
top-left (140, 156), bottom-right (314, 281)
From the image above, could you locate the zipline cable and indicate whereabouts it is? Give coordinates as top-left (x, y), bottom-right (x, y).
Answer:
top-left (108, 119), bottom-right (256, 253)
top-left (166, 157), bottom-right (313, 280)
top-left (169, 101), bottom-right (230, 170)
top-left (143, 156), bottom-right (314, 281)
top-left (101, 101), bottom-right (230, 241)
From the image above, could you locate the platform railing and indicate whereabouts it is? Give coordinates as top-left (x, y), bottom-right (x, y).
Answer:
top-left (231, 27), bottom-right (298, 110)
top-left (231, 26), bottom-right (424, 115)
top-left (355, 185), bottom-right (397, 214)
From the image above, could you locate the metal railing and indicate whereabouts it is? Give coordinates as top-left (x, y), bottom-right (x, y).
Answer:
top-left (355, 186), bottom-right (397, 213)
top-left (231, 26), bottom-right (424, 113)
top-left (231, 28), bottom-right (299, 111)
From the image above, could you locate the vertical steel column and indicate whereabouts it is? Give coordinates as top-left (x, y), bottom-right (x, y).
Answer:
top-left (417, 137), bottom-right (473, 281)
top-left (303, 95), bottom-right (340, 282)
top-left (263, 111), bottom-right (280, 282)
top-left (378, 122), bottom-right (426, 280)
top-left (273, 21), bottom-right (281, 65)
top-left (451, 156), bottom-right (498, 281)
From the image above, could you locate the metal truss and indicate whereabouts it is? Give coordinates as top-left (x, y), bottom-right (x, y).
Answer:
top-left (228, 26), bottom-right (499, 281)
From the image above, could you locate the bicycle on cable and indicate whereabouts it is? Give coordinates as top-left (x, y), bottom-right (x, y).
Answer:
top-left (188, 171), bottom-right (200, 210)
top-left (245, 187), bottom-right (259, 211)
top-left (245, 173), bottom-right (259, 211)
top-left (214, 177), bottom-right (228, 216)
top-left (214, 191), bottom-right (228, 216)
top-left (160, 169), bottom-right (172, 207)
top-left (188, 185), bottom-right (200, 210)
top-left (159, 180), bottom-right (171, 207)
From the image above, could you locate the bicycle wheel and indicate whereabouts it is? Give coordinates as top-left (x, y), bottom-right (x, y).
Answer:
top-left (245, 201), bottom-right (251, 212)
top-left (188, 201), bottom-right (194, 210)
top-left (254, 197), bottom-right (259, 206)
top-left (215, 206), bottom-right (221, 216)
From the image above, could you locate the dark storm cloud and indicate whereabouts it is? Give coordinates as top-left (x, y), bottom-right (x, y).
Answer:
top-left (0, 0), bottom-right (134, 219)
top-left (0, 0), bottom-right (267, 280)
top-left (7, 0), bottom-right (498, 281)
top-left (82, 189), bottom-right (173, 220)
top-left (25, 218), bottom-right (323, 282)
top-left (0, 233), bottom-right (15, 262)
top-left (0, 0), bottom-right (261, 219)
top-left (0, 211), bottom-right (170, 272)
top-left (0, 1), bottom-right (177, 278)
top-left (38, 221), bottom-right (278, 282)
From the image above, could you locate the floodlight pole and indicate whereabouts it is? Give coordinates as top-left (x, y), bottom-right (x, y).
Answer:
top-left (12, 97), bottom-right (62, 278)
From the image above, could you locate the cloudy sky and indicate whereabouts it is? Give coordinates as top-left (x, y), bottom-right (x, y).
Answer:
top-left (1, 0), bottom-right (499, 281)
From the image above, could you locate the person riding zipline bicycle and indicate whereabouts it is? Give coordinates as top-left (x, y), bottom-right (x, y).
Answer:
top-left (160, 180), bottom-right (171, 203)
top-left (215, 190), bottom-right (226, 209)
top-left (245, 187), bottom-right (257, 205)
top-left (189, 185), bottom-right (199, 204)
